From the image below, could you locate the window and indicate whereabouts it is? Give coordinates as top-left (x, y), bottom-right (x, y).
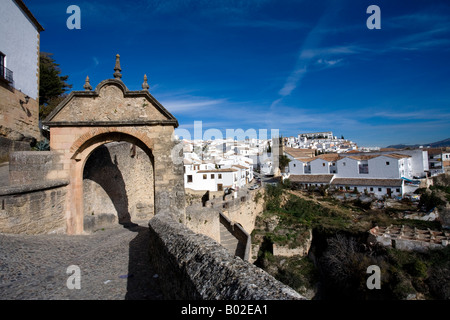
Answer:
top-left (293, 164), bottom-right (296, 167)
top-left (0, 52), bottom-right (12, 83)
top-left (218, 174), bottom-right (222, 179)
top-left (187, 175), bottom-right (193, 183)
top-left (386, 162), bottom-right (390, 165)
top-left (396, 188), bottom-right (400, 193)
top-left (358, 161), bottom-right (369, 174)
top-left (203, 174), bottom-right (207, 179)
top-left (322, 163), bottom-right (326, 167)
top-left (343, 162), bottom-right (346, 166)
top-left (370, 187), bottom-right (373, 192)
top-left (211, 174), bottom-right (215, 179)
top-left (0, 52), bottom-right (5, 79)
top-left (378, 188), bottom-right (382, 192)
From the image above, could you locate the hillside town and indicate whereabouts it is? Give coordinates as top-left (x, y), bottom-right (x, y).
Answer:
top-left (179, 131), bottom-right (450, 201)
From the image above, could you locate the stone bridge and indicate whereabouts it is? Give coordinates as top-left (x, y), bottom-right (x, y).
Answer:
top-left (0, 55), bottom-right (305, 300)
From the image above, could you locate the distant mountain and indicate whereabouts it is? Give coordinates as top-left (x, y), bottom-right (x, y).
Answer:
top-left (387, 138), bottom-right (450, 149)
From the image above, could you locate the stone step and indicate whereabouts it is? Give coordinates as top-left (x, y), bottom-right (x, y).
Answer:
top-left (219, 222), bottom-right (239, 255)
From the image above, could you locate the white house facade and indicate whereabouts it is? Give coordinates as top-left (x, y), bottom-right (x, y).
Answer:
top-left (0, 0), bottom-right (44, 141)
top-left (183, 154), bottom-right (254, 192)
top-left (286, 150), bottom-right (430, 198)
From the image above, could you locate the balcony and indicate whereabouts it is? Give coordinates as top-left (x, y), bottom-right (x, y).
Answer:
top-left (0, 66), bottom-right (14, 85)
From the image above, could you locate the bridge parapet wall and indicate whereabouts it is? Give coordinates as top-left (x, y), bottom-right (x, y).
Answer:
top-left (9, 151), bottom-right (66, 185)
top-left (148, 212), bottom-right (306, 300)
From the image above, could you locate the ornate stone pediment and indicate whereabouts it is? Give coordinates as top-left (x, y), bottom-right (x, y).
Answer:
top-left (43, 56), bottom-right (178, 128)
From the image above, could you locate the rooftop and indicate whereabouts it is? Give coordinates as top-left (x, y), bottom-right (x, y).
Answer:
top-left (331, 178), bottom-right (403, 187)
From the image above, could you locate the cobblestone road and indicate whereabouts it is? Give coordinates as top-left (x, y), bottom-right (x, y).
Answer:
top-left (0, 221), bottom-right (164, 300)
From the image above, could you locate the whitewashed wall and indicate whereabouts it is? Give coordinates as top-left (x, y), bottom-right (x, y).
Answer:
top-left (0, 0), bottom-right (40, 99)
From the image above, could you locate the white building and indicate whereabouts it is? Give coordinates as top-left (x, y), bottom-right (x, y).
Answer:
top-left (330, 178), bottom-right (404, 198)
top-left (426, 148), bottom-right (445, 176)
top-left (287, 150), bottom-right (430, 198)
top-left (309, 154), bottom-right (341, 175)
top-left (183, 144), bottom-right (254, 192)
top-left (335, 153), bottom-right (413, 179)
top-left (0, 0), bottom-right (44, 141)
top-left (299, 131), bottom-right (334, 140)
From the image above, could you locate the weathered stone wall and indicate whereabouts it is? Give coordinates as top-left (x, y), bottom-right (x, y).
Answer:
top-left (148, 212), bottom-right (306, 300)
top-left (185, 203), bottom-right (220, 242)
top-left (221, 188), bottom-right (265, 235)
top-left (83, 142), bottom-right (155, 232)
top-left (9, 151), bottom-right (64, 185)
top-left (0, 85), bottom-right (41, 141)
top-left (0, 136), bottom-right (31, 163)
top-left (220, 212), bottom-right (251, 260)
top-left (369, 226), bottom-right (450, 252)
top-left (51, 84), bottom-right (168, 123)
top-left (0, 180), bottom-right (68, 234)
top-left (272, 229), bottom-right (313, 258)
top-left (185, 188), bottom-right (264, 253)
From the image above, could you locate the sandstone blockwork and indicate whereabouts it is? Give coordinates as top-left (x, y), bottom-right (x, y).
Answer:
top-left (0, 83), bottom-right (40, 142)
top-left (42, 76), bottom-right (185, 234)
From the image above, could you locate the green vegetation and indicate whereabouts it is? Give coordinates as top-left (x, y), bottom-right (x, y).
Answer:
top-left (31, 138), bottom-right (50, 151)
top-left (253, 181), bottom-right (450, 300)
top-left (39, 52), bottom-right (72, 120)
top-left (262, 183), bottom-right (354, 233)
top-left (415, 188), bottom-right (446, 212)
top-left (278, 154), bottom-right (291, 172)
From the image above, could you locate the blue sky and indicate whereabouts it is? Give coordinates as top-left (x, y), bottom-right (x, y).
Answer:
top-left (26, 0), bottom-right (450, 147)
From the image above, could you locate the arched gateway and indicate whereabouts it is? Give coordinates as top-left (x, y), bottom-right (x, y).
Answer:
top-left (42, 55), bottom-right (185, 234)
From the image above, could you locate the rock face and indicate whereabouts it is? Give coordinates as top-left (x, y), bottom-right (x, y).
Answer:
top-left (148, 212), bottom-right (306, 300)
top-left (273, 229), bottom-right (313, 258)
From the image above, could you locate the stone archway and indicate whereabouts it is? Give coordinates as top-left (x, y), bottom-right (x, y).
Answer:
top-left (76, 132), bottom-right (156, 233)
top-left (42, 56), bottom-right (186, 234)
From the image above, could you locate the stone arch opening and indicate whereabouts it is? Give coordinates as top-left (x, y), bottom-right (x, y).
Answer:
top-left (68, 131), bottom-right (155, 234)
top-left (82, 140), bottom-right (155, 232)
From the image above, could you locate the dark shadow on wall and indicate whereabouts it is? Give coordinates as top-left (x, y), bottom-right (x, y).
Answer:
top-left (124, 224), bottom-right (164, 300)
top-left (83, 144), bottom-right (132, 226)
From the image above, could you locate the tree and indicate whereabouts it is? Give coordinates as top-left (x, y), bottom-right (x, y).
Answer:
top-left (39, 52), bottom-right (72, 120)
top-left (279, 154), bottom-right (291, 173)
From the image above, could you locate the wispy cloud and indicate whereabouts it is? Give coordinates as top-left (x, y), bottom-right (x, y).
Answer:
top-left (160, 97), bottom-right (227, 114)
top-left (272, 3), bottom-right (353, 105)
top-left (373, 110), bottom-right (450, 121)
top-left (381, 11), bottom-right (450, 51)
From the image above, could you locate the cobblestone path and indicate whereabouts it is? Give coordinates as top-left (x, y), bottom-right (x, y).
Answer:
top-left (0, 221), bottom-right (164, 300)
